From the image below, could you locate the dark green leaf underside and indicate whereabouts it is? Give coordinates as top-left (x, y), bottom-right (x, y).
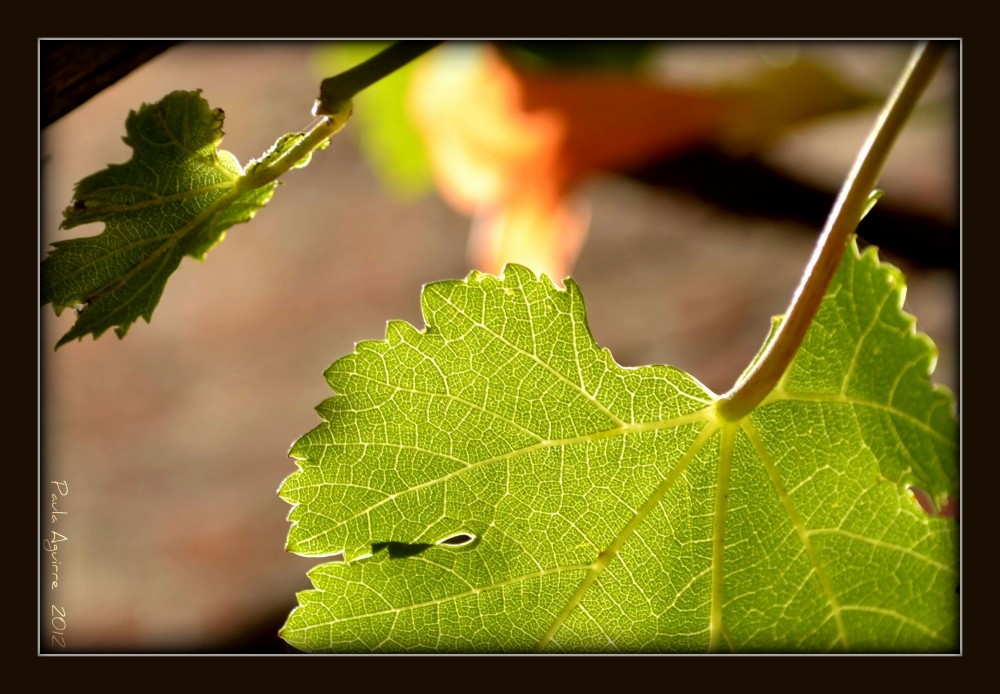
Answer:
top-left (42, 90), bottom-right (279, 347)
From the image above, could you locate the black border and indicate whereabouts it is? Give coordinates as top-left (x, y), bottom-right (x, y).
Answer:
top-left (29, 23), bottom-right (980, 683)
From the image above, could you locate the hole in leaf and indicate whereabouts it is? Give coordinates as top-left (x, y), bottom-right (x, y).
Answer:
top-left (908, 486), bottom-right (958, 518)
top-left (436, 533), bottom-right (477, 547)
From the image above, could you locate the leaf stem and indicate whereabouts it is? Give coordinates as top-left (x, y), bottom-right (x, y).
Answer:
top-left (243, 41), bottom-right (443, 190)
top-left (715, 41), bottom-right (949, 422)
top-left (242, 109), bottom-right (354, 189)
top-left (313, 41), bottom-right (442, 117)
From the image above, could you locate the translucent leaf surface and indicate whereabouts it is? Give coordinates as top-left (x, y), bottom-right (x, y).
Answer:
top-left (280, 241), bottom-right (957, 653)
top-left (42, 90), bottom-right (284, 348)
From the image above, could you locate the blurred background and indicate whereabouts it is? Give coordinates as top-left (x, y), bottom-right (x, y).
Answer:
top-left (39, 40), bottom-right (957, 653)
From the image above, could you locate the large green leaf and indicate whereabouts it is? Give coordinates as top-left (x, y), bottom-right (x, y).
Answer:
top-left (279, 240), bottom-right (957, 653)
top-left (42, 90), bottom-right (305, 348)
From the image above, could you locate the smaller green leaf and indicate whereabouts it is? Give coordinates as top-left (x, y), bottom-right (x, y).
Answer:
top-left (42, 90), bottom-right (291, 348)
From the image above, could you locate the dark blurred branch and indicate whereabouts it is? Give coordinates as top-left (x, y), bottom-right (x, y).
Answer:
top-left (41, 41), bottom-right (179, 128)
top-left (631, 147), bottom-right (958, 271)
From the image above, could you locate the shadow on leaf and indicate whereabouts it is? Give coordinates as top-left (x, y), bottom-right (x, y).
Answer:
top-left (372, 541), bottom-right (435, 559)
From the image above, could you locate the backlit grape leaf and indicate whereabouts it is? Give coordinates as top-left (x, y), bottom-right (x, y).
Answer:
top-left (279, 239), bottom-right (957, 653)
top-left (42, 90), bottom-right (313, 348)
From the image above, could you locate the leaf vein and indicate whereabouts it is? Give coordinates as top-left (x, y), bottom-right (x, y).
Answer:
top-left (297, 409), bottom-right (715, 549)
top-left (741, 418), bottom-right (850, 650)
top-left (806, 527), bottom-right (956, 574)
top-left (437, 291), bottom-right (624, 426)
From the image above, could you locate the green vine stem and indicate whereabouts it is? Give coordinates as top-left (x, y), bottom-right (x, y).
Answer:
top-left (241, 110), bottom-right (354, 189)
top-left (716, 41), bottom-right (949, 422)
top-left (242, 41), bottom-right (443, 190)
top-left (313, 41), bottom-right (442, 117)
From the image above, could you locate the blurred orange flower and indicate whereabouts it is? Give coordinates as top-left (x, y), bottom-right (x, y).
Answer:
top-left (408, 44), bottom-right (732, 283)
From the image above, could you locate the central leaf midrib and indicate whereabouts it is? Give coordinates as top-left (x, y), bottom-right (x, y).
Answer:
top-left (67, 178), bottom-right (236, 218)
top-left (741, 417), bottom-right (850, 651)
top-left (708, 423), bottom-right (735, 652)
top-left (534, 419), bottom-right (720, 652)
